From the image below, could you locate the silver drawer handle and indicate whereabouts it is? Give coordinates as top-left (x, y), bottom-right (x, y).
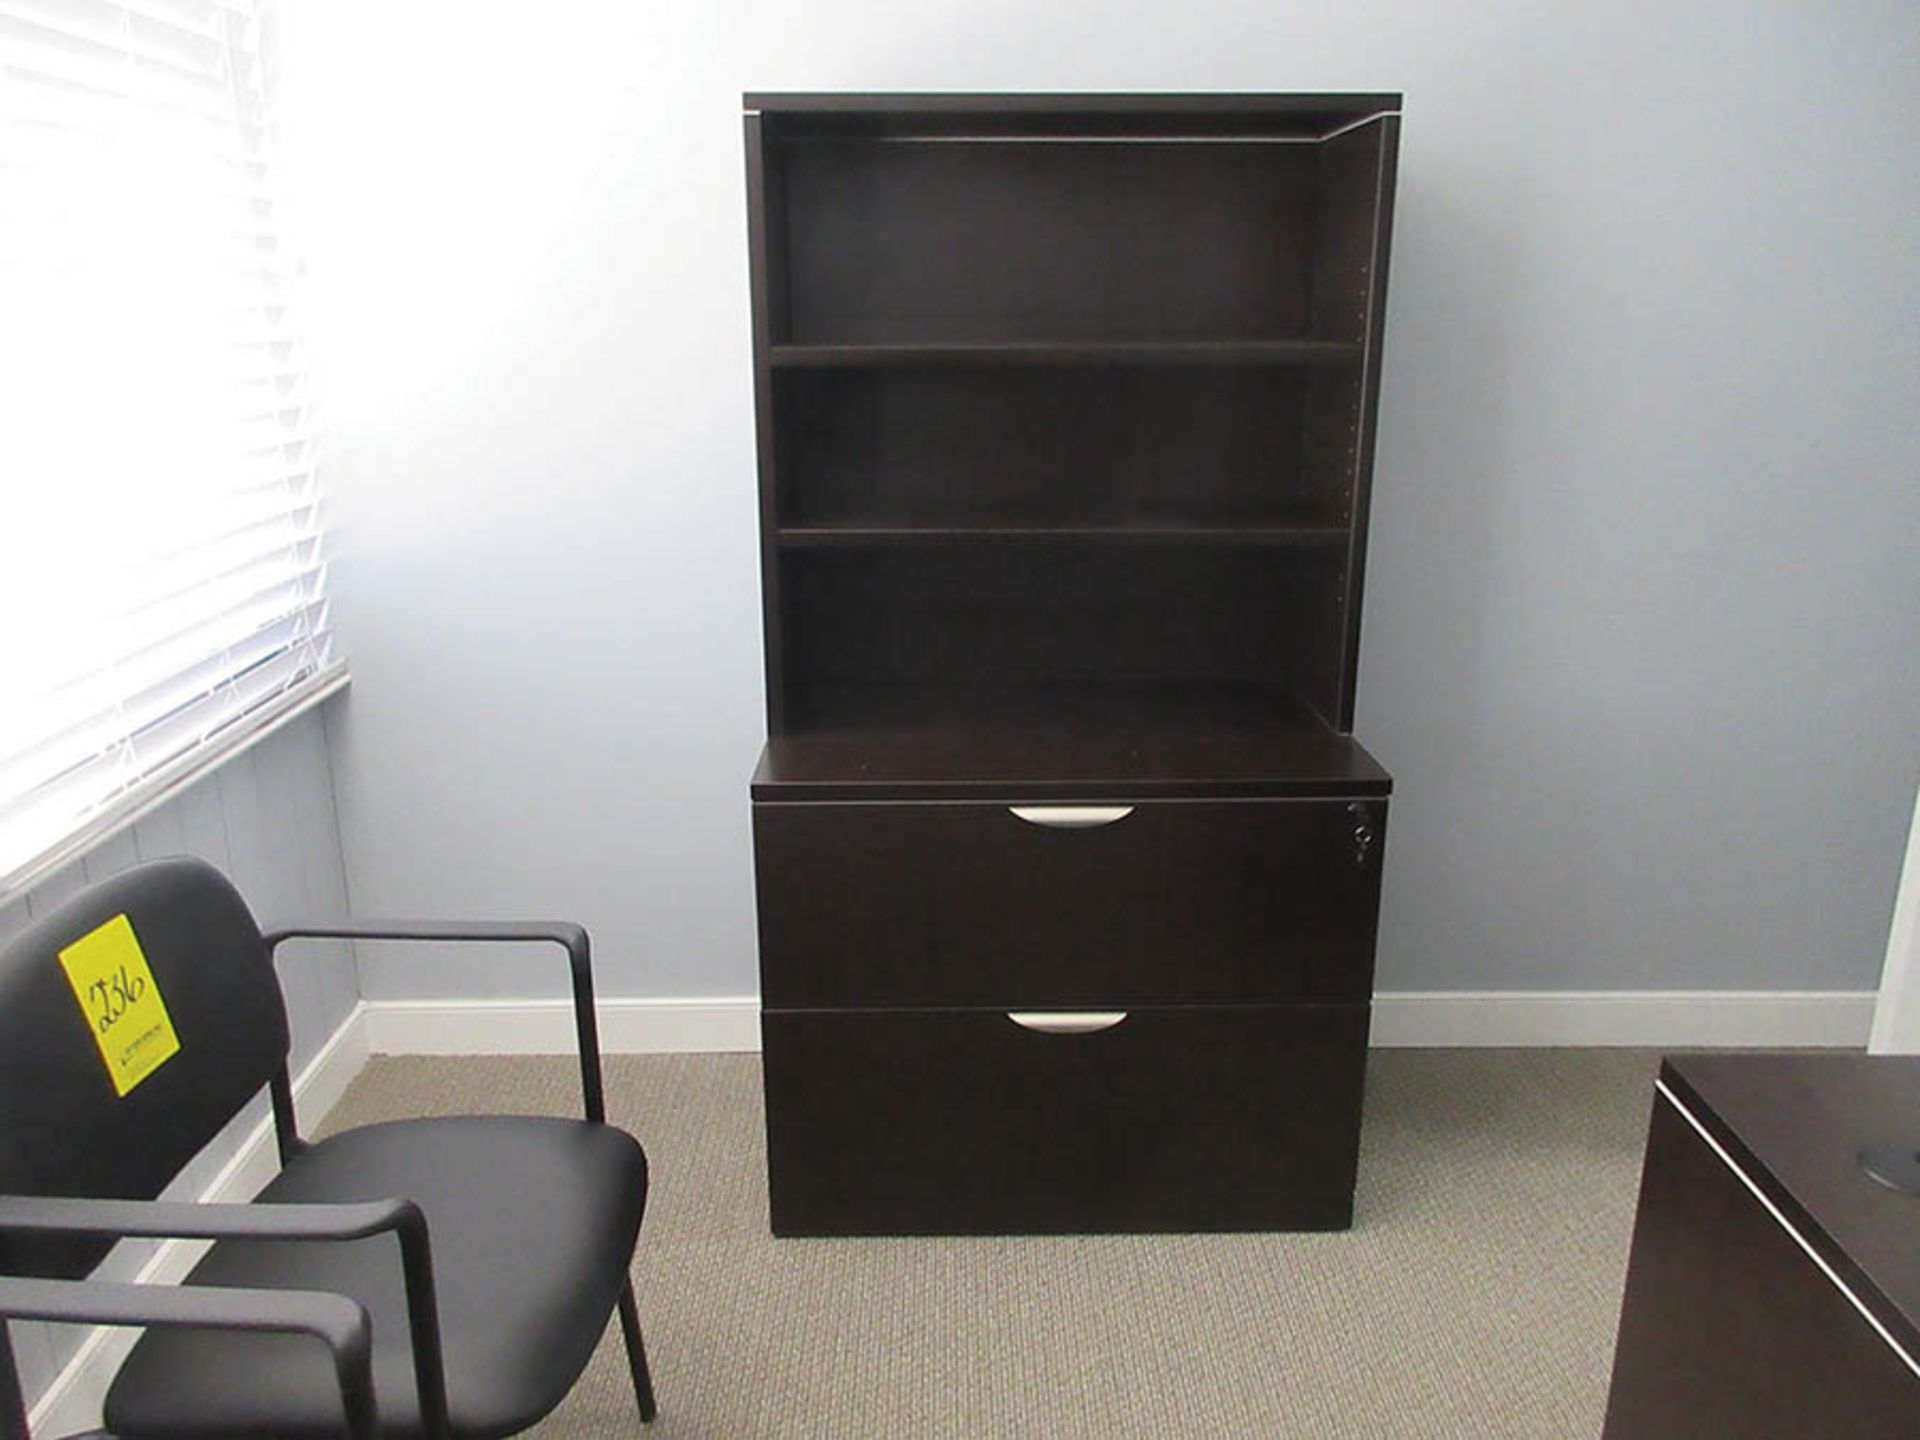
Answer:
top-left (1007, 1011), bottom-right (1129, 1035)
top-left (1009, 805), bottom-right (1134, 829)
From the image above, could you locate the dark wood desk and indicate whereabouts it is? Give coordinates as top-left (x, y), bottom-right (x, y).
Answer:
top-left (1604, 1054), bottom-right (1920, 1437)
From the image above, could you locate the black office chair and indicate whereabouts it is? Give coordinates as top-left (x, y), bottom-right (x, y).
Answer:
top-left (0, 856), bottom-right (657, 1438)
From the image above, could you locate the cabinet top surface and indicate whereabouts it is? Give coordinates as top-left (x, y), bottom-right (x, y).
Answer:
top-left (745, 93), bottom-right (1402, 140)
top-left (746, 92), bottom-right (1401, 112)
top-left (751, 685), bottom-right (1391, 800)
top-left (1662, 1053), bottom-right (1920, 1356)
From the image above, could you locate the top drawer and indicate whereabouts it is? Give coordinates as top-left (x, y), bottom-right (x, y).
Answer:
top-left (753, 797), bottom-right (1385, 1007)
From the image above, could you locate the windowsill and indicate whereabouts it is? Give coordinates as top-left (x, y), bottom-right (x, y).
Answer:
top-left (0, 663), bottom-right (352, 903)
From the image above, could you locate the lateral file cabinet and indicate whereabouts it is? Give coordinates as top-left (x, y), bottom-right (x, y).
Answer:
top-left (744, 94), bottom-right (1401, 1234)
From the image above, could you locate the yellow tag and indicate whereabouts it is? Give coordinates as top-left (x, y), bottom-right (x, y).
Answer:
top-left (58, 914), bottom-right (181, 1097)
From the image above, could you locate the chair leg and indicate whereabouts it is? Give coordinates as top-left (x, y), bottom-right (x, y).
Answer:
top-left (616, 1281), bottom-right (658, 1424)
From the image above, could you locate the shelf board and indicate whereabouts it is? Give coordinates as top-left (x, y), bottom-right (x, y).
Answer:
top-left (754, 683), bottom-right (1392, 800)
top-left (770, 340), bottom-right (1363, 369)
top-left (777, 523), bottom-right (1351, 550)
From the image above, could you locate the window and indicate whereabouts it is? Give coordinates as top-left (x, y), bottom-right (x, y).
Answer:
top-left (0, 0), bottom-right (342, 895)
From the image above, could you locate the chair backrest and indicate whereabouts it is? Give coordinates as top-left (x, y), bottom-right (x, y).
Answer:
top-left (0, 857), bottom-right (290, 1279)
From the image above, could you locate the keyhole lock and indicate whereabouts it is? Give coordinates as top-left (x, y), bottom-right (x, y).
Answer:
top-left (1347, 802), bottom-right (1376, 868)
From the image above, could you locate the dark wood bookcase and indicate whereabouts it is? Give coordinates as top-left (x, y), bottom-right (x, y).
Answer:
top-left (746, 94), bottom-right (1401, 1235)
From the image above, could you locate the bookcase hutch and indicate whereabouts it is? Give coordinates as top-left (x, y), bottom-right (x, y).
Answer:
top-left (745, 93), bottom-right (1401, 1235)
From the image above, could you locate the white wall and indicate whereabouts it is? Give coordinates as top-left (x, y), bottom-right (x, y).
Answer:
top-left (276, 1), bottom-right (1920, 1001)
top-left (0, 709), bottom-right (358, 1408)
top-left (1870, 782), bottom-right (1920, 1052)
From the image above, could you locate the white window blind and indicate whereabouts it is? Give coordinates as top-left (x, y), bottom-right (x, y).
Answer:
top-left (0, 0), bottom-right (341, 895)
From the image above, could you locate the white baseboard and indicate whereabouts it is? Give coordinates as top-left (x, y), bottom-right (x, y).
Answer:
top-left (362, 989), bottom-right (1875, 1056)
top-left (362, 995), bottom-right (760, 1055)
top-left (28, 1003), bottom-right (372, 1438)
top-left (1370, 989), bottom-right (1874, 1048)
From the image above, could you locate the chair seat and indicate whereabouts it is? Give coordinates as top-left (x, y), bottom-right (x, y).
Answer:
top-left (104, 1115), bottom-right (647, 1440)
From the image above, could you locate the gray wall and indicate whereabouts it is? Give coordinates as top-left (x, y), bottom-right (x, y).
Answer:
top-left (277, 0), bottom-right (1920, 1002)
top-left (0, 708), bottom-right (357, 1408)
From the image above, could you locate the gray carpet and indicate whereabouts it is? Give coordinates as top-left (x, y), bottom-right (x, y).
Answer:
top-left (318, 1049), bottom-right (1658, 1439)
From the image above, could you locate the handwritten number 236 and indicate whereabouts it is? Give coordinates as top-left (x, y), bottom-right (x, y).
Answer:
top-left (88, 966), bottom-right (146, 1032)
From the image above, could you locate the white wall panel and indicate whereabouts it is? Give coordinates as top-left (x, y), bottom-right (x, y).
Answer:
top-left (274, 1), bottom-right (1920, 1002)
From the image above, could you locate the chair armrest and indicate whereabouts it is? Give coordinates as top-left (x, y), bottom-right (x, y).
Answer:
top-left (0, 1196), bottom-right (449, 1440)
top-left (263, 918), bottom-right (587, 951)
top-left (0, 1194), bottom-right (418, 1245)
top-left (1, 1276), bottom-right (375, 1440)
top-left (264, 920), bottom-right (608, 1124)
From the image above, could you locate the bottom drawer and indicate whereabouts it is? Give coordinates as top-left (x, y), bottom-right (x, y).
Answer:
top-left (762, 1004), bottom-right (1369, 1235)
